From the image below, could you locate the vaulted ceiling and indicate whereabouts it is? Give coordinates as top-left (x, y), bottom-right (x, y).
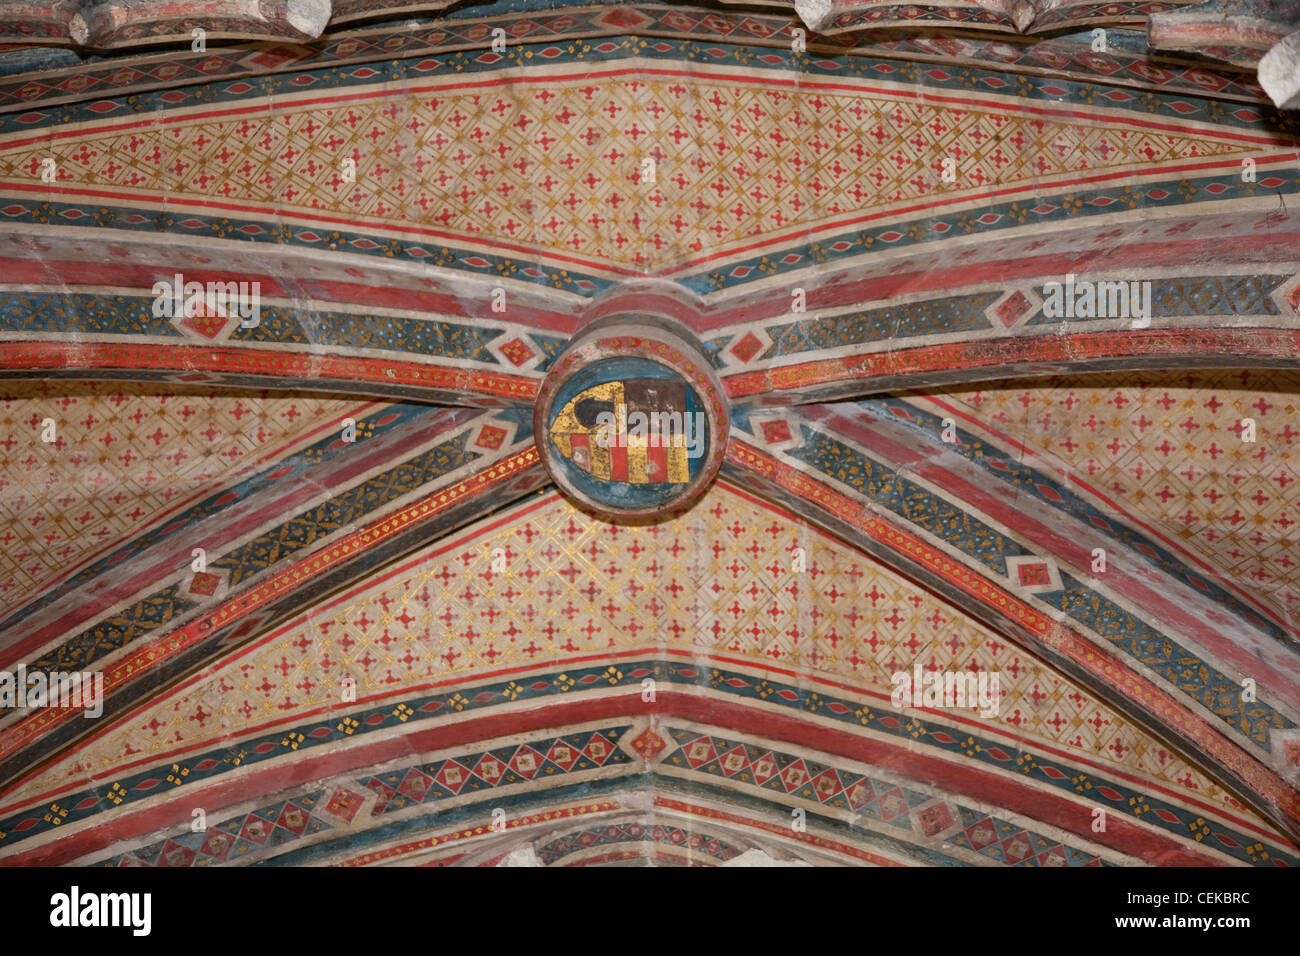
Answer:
top-left (0, 0), bottom-right (1296, 867)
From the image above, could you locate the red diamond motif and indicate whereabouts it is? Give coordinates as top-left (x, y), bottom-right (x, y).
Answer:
top-left (546, 740), bottom-right (580, 771)
top-left (434, 760), bottom-right (471, 794)
top-left (178, 309), bottom-right (228, 338)
top-left (780, 759), bottom-right (810, 792)
top-left (277, 803), bottom-right (309, 834)
top-left (810, 768), bottom-right (844, 801)
top-left (730, 332), bottom-right (763, 362)
top-left (508, 745), bottom-right (545, 778)
top-left (844, 779), bottom-right (876, 809)
top-left (188, 571), bottom-right (220, 596)
top-left (396, 769), bottom-right (433, 801)
top-left (159, 839), bottom-right (196, 867)
top-left (473, 754), bottom-right (507, 783)
top-left (917, 803), bottom-right (954, 836)
top-left (995, 290), bottom-right (1032, 328)
top-left (761, 420), bottom-right (792, 444)
top-left (1017, 563), bottom-right (1052, 587)
top-left (877, 788), bottom-right (908, 820)
top-left (1001, 832), bottom-right (1034, 863)
top-left (200, 830), bottom-right (234, 861)
top-left (1038, 846), bottom-right (1069, 866)
top-left (749, 752), bottom-right (779, 785)
top-left (325, 787), bottom-right (364, 822)
top-left (628, 728), bottom-right (667, 761)
top-left (239, 817), bottom-right (271, 845)
top-left (717, 745), bottom-right (749, 776)
top-left (58, 74), bottom-right (95, 94)
top-left (594, 7), bottom-right (653, 27)
top-left (499, 337), bottom-right (536, 366)
top-left (1287, 282), bottom-right (1300, 314)
top-left (179, 299), bottom-right (229, 339)
top-left (475, 425), bottom-right (507, 450)
top-left (249, 47), bottom-right (301, 68)
top-left (683, 737), bottom-right (717, 768)
top-left (965, 819), bottom-right (998, 849)
top-left (582, 734), bottom-right (614, 765)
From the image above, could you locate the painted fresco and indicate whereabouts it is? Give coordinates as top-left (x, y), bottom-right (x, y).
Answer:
top-left (0, 0), bottom-right (1295, 877)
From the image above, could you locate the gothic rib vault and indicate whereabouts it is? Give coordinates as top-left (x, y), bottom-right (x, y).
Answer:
top-left (0, 0), bottom-right (1297, 867)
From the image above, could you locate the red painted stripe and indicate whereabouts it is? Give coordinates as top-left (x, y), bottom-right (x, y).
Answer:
top-left (663, 693), bottom-right (1224, 864)
top-left (0, 407), bottom-right (481, 667)
top-left (0, 178), bottom-right (641, 278)
top-left (696, 228), bottom-right (1300, 332)
top-left (723, 329), bottom-right (1300, 398)
top-left (917, 393), bottom-right (1292, 633)
top-left (0, 447), bottom-right (543, 763)
top-left (0, 398), bottom-right (377, 632)
top-left (2, 640), bottom-right (1282, 846)
top-left (726, 440), bottom-right (1300, 827)
top-left (2, 222), bottom-right (1293, 337)
top-left (0, 258), bottom-right (583, 333)
top-left (0, 692), bottom-right (1223, 866)
top-left (0, 468), bottom-right (1258, 837)
top-left (655, 796), bottom-right (906, 866)
top-left (805, 405), bottom-right (1300, 695)
top-left (0, 342), bottom-right (539, 399)
top-left (335, 801), bottom-right (626, 866)
top-left (0, 482), bottom-right (1284, 845)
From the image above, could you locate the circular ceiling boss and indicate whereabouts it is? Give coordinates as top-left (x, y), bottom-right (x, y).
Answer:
top-left (535, 316), bottom-right (729, 520)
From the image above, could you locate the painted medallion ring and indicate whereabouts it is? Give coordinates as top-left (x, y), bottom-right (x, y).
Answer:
top-left (535, 316), bottom-right (728, 520)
